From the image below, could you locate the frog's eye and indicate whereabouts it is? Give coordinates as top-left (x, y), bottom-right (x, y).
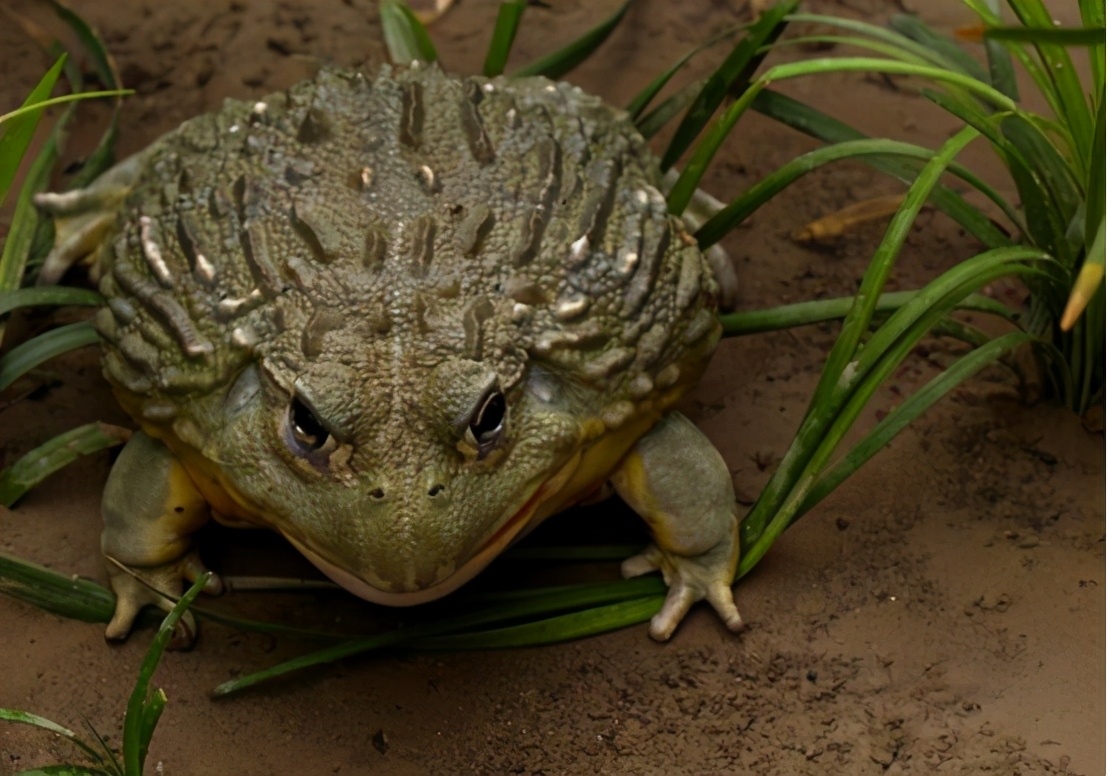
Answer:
top-left (465, 387), bottom-right (507, 457)
top-left (288, 395), bottom-right (335, 455)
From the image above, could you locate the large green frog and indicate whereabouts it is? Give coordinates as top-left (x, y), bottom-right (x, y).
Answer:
top-left (37, 64), bottom-right (743, 643)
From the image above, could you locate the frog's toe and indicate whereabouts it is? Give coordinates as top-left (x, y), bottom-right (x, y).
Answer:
top-left (103, 551), bottom-right (220, 647)
top-left (620, 545), bottom-right (663, 578)
top-left (622, 542), bottom-right (743, 642)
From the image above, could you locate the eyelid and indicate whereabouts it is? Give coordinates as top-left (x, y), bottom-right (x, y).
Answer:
top-left (451, 375), bottom-right (500, 437)
top-left (291, 390), bottom-right (341, 443)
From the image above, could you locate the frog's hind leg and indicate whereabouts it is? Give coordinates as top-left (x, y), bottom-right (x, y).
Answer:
top-left (101, 430), bottom-right (222, 644)
top-left (610, 412), bottom-right (742, 641)
top-left (33, 154), bottom-right (144, 285)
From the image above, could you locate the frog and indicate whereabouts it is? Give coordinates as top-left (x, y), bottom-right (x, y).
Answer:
top-left (35, 63), bottom-right (744, 644)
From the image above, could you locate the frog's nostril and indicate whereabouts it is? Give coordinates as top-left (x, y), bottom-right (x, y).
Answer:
top-left (427, 483), bottom-right (445, 498)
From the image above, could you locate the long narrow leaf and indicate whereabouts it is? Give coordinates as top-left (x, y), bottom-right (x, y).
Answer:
top-left (751, 88), bottom-right (1011, 248)
top-left (985, 26), bottom-right (1105, 46)
top-left (0, 551), bottom-right (115, 624)
top-left (635, 78), bottom-right (704, 140)
top-left (512, 1), bottom-right (630, 80)
top-left (1003, 0), bottom-right (1093, 173)
top-left (660, 0), bottom-right (797, 171)
top-left (720, 290), bottom-right (1018, 336)
top-left (694, 137), bottom-right (1014, 248)
top-left (0, 55), bottom-right (66, 208)
top-left (886, 13), bottom-right (991, 80)
top-left (0, 286), bottom-right (102, 316)
top-left (0, 709), bottom-right (110, 770)
top-left (413, 596), bottom-right (663, 650)
top-left (0, 321), bottom-right (100, 392)
top-left (626, 25), bottom-right (742, 120)
top-left (122, 575), bottom-right (210, 776)
top-left (50, 0), bottom-right (125, 189)
top-left (214, 577), bottom-right (665, 695)
top-left (797, 330), bottom-right (1032, 517)
top-left (738, 126), bottom-right (979, 556)
top-left (380, 0), bottom-right (438, 65)
top-left (0, 422), bottom-right (129, 508)
top-left (483, 1), bottom-right (526, 77)
top-left (0, 91), bottom-right (132, 126)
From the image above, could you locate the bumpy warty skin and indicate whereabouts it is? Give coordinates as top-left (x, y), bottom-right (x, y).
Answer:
top-left (92, 64), bottom-right (723, 598)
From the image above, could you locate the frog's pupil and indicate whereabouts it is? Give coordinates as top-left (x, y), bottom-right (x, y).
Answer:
top-left (291, 397), bottom-right (328, 450)
top-left (471, 392), bottom-right (505, 443)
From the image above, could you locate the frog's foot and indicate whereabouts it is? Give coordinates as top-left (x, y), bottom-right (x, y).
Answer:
top-left (33, 154), bottom-right (143, 285)
top-left (104, 551), bottom-right (223, 647)
top-left (621, 540), bottom-right (743, 642)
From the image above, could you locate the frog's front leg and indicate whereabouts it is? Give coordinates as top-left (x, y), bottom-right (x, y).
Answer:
top-left (101, 431), bottom-right (222, 643)
top-left (611, 412), bottom-right (742, 641)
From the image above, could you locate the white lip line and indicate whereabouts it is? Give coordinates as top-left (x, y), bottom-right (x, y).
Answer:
top-left (281, 453), bottom-right (581, 606)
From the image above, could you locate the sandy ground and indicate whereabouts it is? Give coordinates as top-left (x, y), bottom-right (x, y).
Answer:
top-left (0, 0), bottom-right (1103, 774)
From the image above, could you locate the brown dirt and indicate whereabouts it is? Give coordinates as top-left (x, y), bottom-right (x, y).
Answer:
top-left (0, 1), bottom-right (1103, 774)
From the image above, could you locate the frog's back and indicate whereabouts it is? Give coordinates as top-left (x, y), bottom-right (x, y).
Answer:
top-left (94, 64), bottom-right (721, 444)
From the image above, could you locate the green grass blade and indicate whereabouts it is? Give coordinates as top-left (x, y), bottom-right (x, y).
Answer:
top-left (635, 78), bottom-right (704, 140)
top-left (0, 709), bottom-right (108, 770)
top-left (0, 104), bottom-right (65, 299)
top-left (412, 595), bottom-right (663, 649)
top-left (1004, 0), bottom-right (1093, 172)
top-left (50, 0), bottom-right (125, 189)
top-left (886, 13), bottom-right (991, 80)
top-left (1086, 87), bottom-right (1105, 252)
top-left (15, 766), bottom-right (113, 775)
top-left (964, 0), bottom-right (1060, 114)
top-left (0, 422), bottom-right (129, 508)
top-left (625, 25), bottom-right (741, 120)
top-left (1001, 116), bottom-right (1081, 265)
top-left (0, 321), bottom-right (100, 392)
top-left (720, 290), bottom-right (1018, 336)
top-left (1078, 0), bottom-right (1105, 91)
top-left (0, 55), bottom-right (66, 208)
top-left (694, 137), bottom-right (1014, 248)
top-left (766, 57), bottom-right (1017, 110)
top-left (482, 1), bottom-right (526, 77)
top-left (751, 88), bottom-right (1011, 248)
top-left (49, 2), bottom-right (117, 89)
top-left (0, 551), bottom-right (115, 623)
top-left (0, 549), bottom-right (361, 641)
top-left (811, 127), bottom-right (982, 414)
top-left (985, 27), bottom-right (1106, 46)
top-left (380, 0), bottom-right (438, 65)
top-left (660, 0), bottom-right (797, 171)
top-left (669, 57), bottom-right (1016, 216)
top-left (122, 574), bottom-right (210, 776)
top-left (512, 1), bottom-right (630, 80)
top-left (0, 286), bottom-right (102, 316)
top-left (737, 126), bottom-right (979, 555)
top-left (0, 91), bottom-right (132, 126)
top-left (740, 253), bottom-right (1046, 574)
top-left (136, 690), bottom-right (166, 774)
top-left (214, 577), bottom-right (665, 696)
top-left (796, 329), bottom-right (1033, 518)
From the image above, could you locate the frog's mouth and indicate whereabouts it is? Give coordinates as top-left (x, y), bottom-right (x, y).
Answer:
top-left (281, 450), bottom-right (584, 607)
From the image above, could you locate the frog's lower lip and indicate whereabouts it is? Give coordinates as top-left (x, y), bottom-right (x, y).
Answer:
top-left (283, 451), bottom-right (583, 607)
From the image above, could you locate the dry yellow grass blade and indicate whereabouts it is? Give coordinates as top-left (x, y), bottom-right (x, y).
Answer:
top-left (791, 193), bottom-right (906, 244)
top-left (408, 0), bottom-right (456, 26)
top-left (1060, 261), bottom-right (1105, 331)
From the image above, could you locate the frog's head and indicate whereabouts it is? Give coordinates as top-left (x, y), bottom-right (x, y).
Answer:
top-left (203, 342), bottom-right (636, 605)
